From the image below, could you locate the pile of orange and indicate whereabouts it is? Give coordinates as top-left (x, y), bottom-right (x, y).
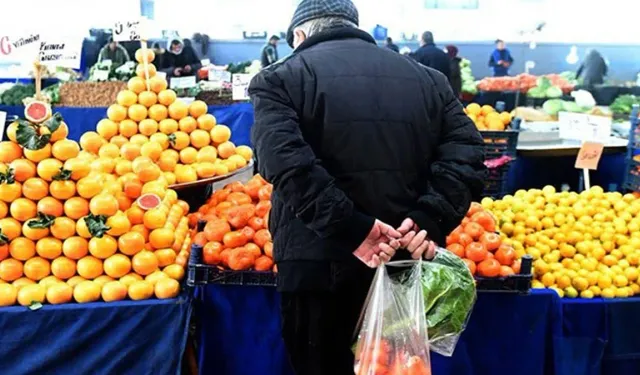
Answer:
top-left (464, 103), bottom-right (512, 131)
top-left (84, 48), bottom-right (253, 187)
top-left (445, 202), bottom-right (522, 278)
top-left (188, 175), bottom-right (275, 272)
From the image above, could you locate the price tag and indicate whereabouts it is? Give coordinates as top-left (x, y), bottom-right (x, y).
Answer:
top-left (170, 76), bottom-right (196, 89)
top-left (0, 111), bottom-right (6, 141)
top-left (94, 69), bottom-right (110, 81)
top-left (201, 59), bottom-right (211, 66)
top-left (102, 59), bottom-right (113, 67)
top-left (232, 74), bottom-right (253, 101)
top-left (124, 61), bottom-right (136, 68)
top-left (575, 141), bottom-right (604, 170)
top-left (0, 34), bottom-right (41, 63)
top-left (39, 39), bottom-right (83, 69)
top-left (559, 112), bottom-right (612, 142)
top-left (208, 69), bottom-right (231, 83)
top-left (113, 19), bottom-right (146, 42)
top-left (56, 71), bottom-right (71, 81)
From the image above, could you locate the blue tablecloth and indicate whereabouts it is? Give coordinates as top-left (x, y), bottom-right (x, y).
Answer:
top-left (195, 287), bottom-right (640, 375)
top-left (0, 296), bottom-right (192, 375)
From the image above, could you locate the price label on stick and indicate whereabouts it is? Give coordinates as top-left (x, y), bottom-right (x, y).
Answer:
top-left (170, 76), bottom-right (197, 89)
top-left (209, 69), bottom-right (231, 83)
top-left (232, 74), bottom-right (253, 101)
top-left (113, 19), bottom-right (147, 42)
top-left (575, 141), bottom-right (604, 170)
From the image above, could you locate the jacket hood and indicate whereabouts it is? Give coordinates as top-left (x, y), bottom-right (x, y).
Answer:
top-left (167, 39), bottom-right (184, 55)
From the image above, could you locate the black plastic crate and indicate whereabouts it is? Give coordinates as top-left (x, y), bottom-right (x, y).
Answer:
top-left (480, 130), bottom-right (519, 159)
top-left (475, 255), bottom-right (533, 293)
top-left (187, 244), bottom-right (277, 287)
top-left (482, 162), bottom-right (512, 198)
top-left (623, 158), bottom-right (640, 192)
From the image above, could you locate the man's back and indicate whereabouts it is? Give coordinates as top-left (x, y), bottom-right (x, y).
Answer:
top-left (411, 44), bottom-right (451, 80)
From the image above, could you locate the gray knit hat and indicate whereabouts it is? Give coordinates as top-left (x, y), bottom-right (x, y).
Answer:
top-left (286, 0), bottom-right (359, 47)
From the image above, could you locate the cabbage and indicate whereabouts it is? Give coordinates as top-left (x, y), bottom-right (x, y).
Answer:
top-left (562, 101), bottom-right (582, 113)
top-left (536, 76), bottom-right (552, 90)
top-left (543, 99), bottom-right (565, 116)
top-left (527, 87), bottom-right (546, 98)
top-left (545, 86), bottom-right (563, 98)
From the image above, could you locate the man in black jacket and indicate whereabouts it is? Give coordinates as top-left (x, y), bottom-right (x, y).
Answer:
top-left (249, 1), bottom-right (485, 373)
top-left (410, 31), bottom-right (451, 81)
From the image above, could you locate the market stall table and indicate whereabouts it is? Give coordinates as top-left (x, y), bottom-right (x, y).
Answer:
top-left (0, 295), bottom-right (191, 374)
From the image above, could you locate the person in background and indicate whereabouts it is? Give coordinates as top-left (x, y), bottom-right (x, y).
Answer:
top-left (97, 37), bottom-right (130, 67)
top-left (261, 35), bottom-right (280, 68)
top-left (488, 39), bottom-right (513, 76)
top-left (385, 37), bottom-right (399, 53)
top-left (248, 0), bottom-right (486, 373)
top-left (410, 31), bottom-right (451, 81)
top-left (577, 49), bottom-right (608, 86)
top-left (446, 45), bottom-right (462, 97)
top-left (160, 39), bottom-right (201, 78)
top-left (151, 42), bottom-right (165, 70)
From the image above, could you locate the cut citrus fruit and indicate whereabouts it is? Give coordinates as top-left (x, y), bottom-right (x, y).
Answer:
top-left (136, 193), bottom-right (161, 211)
top-left (24, 100), bottom-right (52, 124)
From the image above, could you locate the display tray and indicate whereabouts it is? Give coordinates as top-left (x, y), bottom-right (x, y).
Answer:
top-left (475, 255), bottom-right (533, 293)
top-left (169, 161), bottom-right (254, 190)
top-left (480, 130), bottom-right (519, 159)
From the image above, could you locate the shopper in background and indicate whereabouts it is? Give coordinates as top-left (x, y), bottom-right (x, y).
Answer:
top-left (488, 39), bottom-right (514, 76)
top-left (160, 39), bottom-right (201, 78)
top-left (446, 44), bottom-right (462, 97)
top-left (577, 49), bottom-right (608, 86)
top-left (248, 0), bottom-right (486, 373)
top-left (410, 31), bottom-right (451, 80)
top-left (385, 37), bottom-right (399, 53)
top-left (261, 35), bottom-right (280, 68)
top-left (97, 37), bottom-right (130, 67)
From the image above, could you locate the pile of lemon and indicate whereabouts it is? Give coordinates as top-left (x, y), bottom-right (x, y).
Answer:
top-left (464, 103), bottom-right (512, 131)
top-left (482, 186), bottom-right (640, 298)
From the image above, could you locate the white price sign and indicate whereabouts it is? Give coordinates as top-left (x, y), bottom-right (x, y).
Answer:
top-left (38, 39), bottom-right (82, 69)
top-left (170, 76), bottom-right (197, 89)
top-left (0, 34), bottom-right (41, 63)
top-left (113, 19), bottom-right (146, 42)
top-left (232, 74), bottom-right (253, 101)
top-left (208, 69), bottom-right (231, 83)
top-left (94, 69), bottom-right (110, 81)
top-left (0, 111), bottom-right (6, 141)
top-left (201, 59), bottom-right (211, 66)
top-left (558, 112), bottom-right (612, 142)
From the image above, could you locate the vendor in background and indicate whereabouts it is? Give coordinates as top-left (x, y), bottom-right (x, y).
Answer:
top-left (488, 39), bottom-right (513, 76)
top-left (151, 42), bottom-right (165, 69)
top-left (97, 37), bottom-right (130, 67)
top-left (385, 37), bottom-right (399, 53)
top-left (261, 35), bottom-right (280, 68)
top-left (161, 39), bottom-right (201, 78)
top-left (409, 31), bottom-right (451, 81)
top-left (577, 49), bottom-right (608, 87)
top-left (445, 45), bottom-right (462, 97)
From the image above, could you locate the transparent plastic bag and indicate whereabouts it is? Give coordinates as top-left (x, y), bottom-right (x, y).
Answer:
top-left (354, 261), bottom-right (432, 375)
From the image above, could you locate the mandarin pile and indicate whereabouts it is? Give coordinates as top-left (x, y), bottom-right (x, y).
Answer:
top-left (83, 47), bottom-right (253, 188)
top-left (189, 175), bottom-right (275, 272)
top-left (464, 103), bottom-right (511, 131)
top-left (483, 186), bottom-right (640, 298)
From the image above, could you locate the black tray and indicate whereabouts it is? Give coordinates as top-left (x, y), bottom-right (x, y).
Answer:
top-left (480, 130), bottom-right (519, 159)
top-left (475, 255), bottom-right (533, 293)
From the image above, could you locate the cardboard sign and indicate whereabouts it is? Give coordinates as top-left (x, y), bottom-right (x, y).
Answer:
top-left (0, 34), bottom-right (41, 62)
top-left (0, 111), bottom-right (6, 141)
top-left (575, 141), bottom-right (604, 170)
top-left (170, 76), bottom-right (196, 89)
top-left (38, 39), bottom-right (82, 69)
top-left (113, 19), bottom-right (146, 42)
top-left (559, 112), bottom-right (612, 142)
top-left (232, 74), bottom-right (253, 100)
top-left (208, 69), bottom-right (232, 83)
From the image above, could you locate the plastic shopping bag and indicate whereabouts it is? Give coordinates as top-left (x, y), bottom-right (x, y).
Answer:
top-left (354, 261), bottom-right (431, 375)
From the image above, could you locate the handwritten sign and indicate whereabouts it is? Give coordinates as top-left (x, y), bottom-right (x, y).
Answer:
top-left (559, 112), bottom-right (612, 142)
top-left (0, 34), bottom-right (41, 62)
top-left (0, 111), bottom-right (6, 141)
top-left (113, 19), bottom-right (146, 42)
top-left (38, 39), bottom-right (82, 69)
top-left (170, 76), bottom-right (196, 89)
top-left (232, 74), bottom-right (253, 101)
top-left (208, 69), bottom-right (232, 83)
top-left (575, 141), bottom-right (604, 170)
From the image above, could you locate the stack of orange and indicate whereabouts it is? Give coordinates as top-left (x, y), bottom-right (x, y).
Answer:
top-left (188, 175), bottom-right (275, 272)
top-left (445, 203), bottom-right (522, 278)
top-left (464, 103), bottom-right (512, 131)
top-left (83, 48), bottom-right (253, 188)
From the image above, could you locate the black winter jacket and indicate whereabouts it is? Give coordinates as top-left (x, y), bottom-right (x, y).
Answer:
top-left (410, 44), bottom-right (452, 81)
top-left (249, 28), bottom-right (485, 291)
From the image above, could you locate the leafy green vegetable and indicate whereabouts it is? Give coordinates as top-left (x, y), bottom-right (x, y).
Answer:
top-left (536, 76), bottom-right (552, 90)
top-left (84, 214), bottom-right (110, 238)
top-left (543, 99), bottom-right (565, 116)
top-left (16, 113), bottom-right (63, 150)
top-left (0, 84), bottom-right (36, 105)
top-left (545, 86), bottom-right (563, 99)
top-left (610, 95), bottom-right (640, 115)
top-left (27, 213), bottom-right (55, 229)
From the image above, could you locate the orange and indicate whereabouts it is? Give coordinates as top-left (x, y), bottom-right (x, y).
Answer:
top-left (37, 158), bottom-right (63, 181)
top-left (154, 249), bottom-right (176, 267)
top-left (155, 278), bottom-right (180, 299)
top-left (0, 218), bottom-right (22, 240)
top-left (124, 181), bottom-right (144, 200)
top-left (197, 146), bottom-right (217, 163)
top-left (110, 135), bottom-right (129, 148)
top-left (79, 132), bottom-right (105, 155)
top-left (0, 259), bottom-right (23, 281)
top-left (136, 63), bottom-right (157, 78)
top-left (96, 119), bottom-right (119, 140)
top-left (149, 76), bottom-right (168, 93)
top-left (128, 76), bottom-right (146, 94)
top-left (76, 256), bottom-right (103, 279)
top-left (169, 101), bottom-right (189, 121)
top-left (140, 141), bottom-right (163, 161)
top-left (106, 212), bottom-right (131, 236)
top-left (120, 143), bottom-right (142, 162)
top-left (22, 220), bottom-right (49, 241)
top-left (117, 120), bottom-right (137, 138)
top-left (0, 181), bottom-right (22, 203)
top-left (148, 104), bottom-right (168, 122)
top-left (64, 158), bottom-right (91, 180)
top-left (64, 197), bottom-right (90, 220)
top-left (163, 172), bottom-right (176, 185)
top-left (39, 275), bottom-right (62, 288)
top-left (50, 217), bottom-right (76, 240)
top-left (23, 256), bottom-right (50, 280)
top-left (5, 122), bottom-right (17, 143)
top-left (149, 228), bottom-right (175, 249)
top-left (101, 280), bottom-right (128, 302)
top-left (190, 129), bottom-right (211, 149)
top-left (158, 156), bottom-right (177, 172)
top-left (9, 159), bottom-right (36, 182)
top-left (22, 178), bottom-right (49, 200)
top-left (17, 284), bottom-right (46, 306)
top-left (135, 48), bottom-right (155, 64)
top-left (138, 119), bottom-right (159, 136)
top-left (37, 196), bottom-right (63, 217)
top-left (150, 133), bottom-right (170, 149)
top-left (89, 194), bottom-right (119, 216)
top-left (145, 270), bottom-right (169, 286)
top-left (73, 280), bottom-right (101, 303)
top-left (49, 180), bottom-right (76, 200)
top-left (163, 264), bottom-right (185, 281)
top-left (62, 237), bottom-right (89, 259)
top-left (196, 163), bottom-right (216, 178)
top-left (130, 224), bottom-right (150, 242)
top-left (51, 257), bottom-right (76, 280)
top-left (197, 114), bottom-right (216, 131)
top-left (128, 104), bottom-right (148, 122)
top-left (171, 132), bottom-right (190, 150)
top-left (0, 284), bottom-right (17, 306)
top-left (118, 231), bottom-right (146, 256)
top-left (66, 275), bottom-right (86, 288)
top-left (76, 176), bottom-right (102, 199)
top-left (143, 208), bottom-right (166, 229)
top-left (46, 283), bottom-right (73, 304)
top-left (98, 143), bottom-right (120, 159)
top-left (179, 147), bottom-right (198, 164)
top-left (132, 250), bottom-right (159, 276)
top-left (235, 145), bottom-right (253, 161)
top-left (36, 237), bottom-right (63, 259)
top-left (217, 141), bottom-right (236, 159)
top-left (138, 90), bottom-right (158, 107)
top-left (89, 235), bottom-right (118, 259)
top-left (137, 164), bottom-right (161, 183)
top-left (116, 192), bottom-right (133, 211)
top-left (0, 201), bottom-right (6, 219)
top-left (104, 254), bottom-right (132, 278)
top-left (23, 143), bottom-right (51, 163)
top-left (189, 100), bottom-right (208, 118)
top-left (221, 159), bottom-right (237, 172)
top-left (94, 275), bottom-right (115, 287)
top-left (0, 141), bottom-right (22, 163)
top-left (117, 90), bottom-right (138, 107)
top-left (107, 104), bottom-right (128, 122)
top-left (228, 154), bottom-right (247, 169)
top-left (175, 165), bottom-right (197, 183)
top-left (119, 272), bottom-right (143, 287)
top-left (128, 280), bottom-right (154, 300)
top-left (159, 118), bottom-right (179, 134)
top-left (157, 90), bottom-right (177, 106)
top-left (114, 160), bottom-right (133, 176)
top-left (178, 116), bottom-right (197, 133)
top-left (210, 125), bottom-right (231, 143)
top-left (50, 122), bottom-right (68, 142)
top-left (10, 238), bottom-right (36, 261)
top-left (10, 198), bottom-right (37, 222)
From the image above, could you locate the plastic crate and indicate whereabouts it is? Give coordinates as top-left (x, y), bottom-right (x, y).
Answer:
top-left (623, 105), bottom-right (640, 192)
top-left (475, 255), bottom-right (533, 293)
top-left (482, 162), bottom-right (512, 198)
top-left (186, 244), bottom-right (277, 287)
top-left (480, 130), bottom-right (519, 159)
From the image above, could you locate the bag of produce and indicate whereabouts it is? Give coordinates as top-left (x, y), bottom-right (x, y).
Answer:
top-left (354, 261), bottom-right (432, 375)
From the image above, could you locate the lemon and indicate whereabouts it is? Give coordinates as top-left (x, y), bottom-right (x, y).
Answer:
top-left (580, 290), bottom-right (594, 299)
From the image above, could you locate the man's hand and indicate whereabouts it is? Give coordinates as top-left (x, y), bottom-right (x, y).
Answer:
top-left (173, 67), bottom-right (182, 76)
top-left (183, 65), bottom-right (192, 73)
top-left (397, 218), bottom-right (436, 260)
top-left (498, 60), bottom-right (504, 66)
top-left (353, 220), bottom-right (402, 267)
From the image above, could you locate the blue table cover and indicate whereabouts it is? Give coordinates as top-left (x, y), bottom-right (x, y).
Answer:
top-left (195, 287), bottom-right (640, 375)
top-left (0, 296), bottom-right (191, 375)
